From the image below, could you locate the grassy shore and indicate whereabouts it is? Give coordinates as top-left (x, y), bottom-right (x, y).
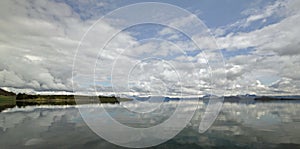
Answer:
top-left (0, 95), bottom-right (16, 105)
top-left (0, 94), bottom-right (132, 111)
top-left (0, 95), bottom-right (16, 111)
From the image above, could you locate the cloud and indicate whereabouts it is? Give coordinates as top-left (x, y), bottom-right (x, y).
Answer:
top-left (0, 0), bottom-right (299, 96)
top-left (208, 0), bottom-right (300, 95)
top-left (0, 0), bottom-right (81, 91)
top-left (242, 0), bottom-right (286, 26)
top-left (0, 0), bottom-right (136, 93)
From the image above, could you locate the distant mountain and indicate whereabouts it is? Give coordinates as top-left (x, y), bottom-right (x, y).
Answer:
top-left (0, 88), bottom-right (16, 96)
top-left (254, 96), bottom-right (300, 101)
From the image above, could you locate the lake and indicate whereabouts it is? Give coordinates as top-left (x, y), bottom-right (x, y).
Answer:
top-left (0, 100), bottom-right (299, 148)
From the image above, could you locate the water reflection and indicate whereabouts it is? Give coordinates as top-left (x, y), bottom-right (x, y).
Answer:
top-left (0, 101), bottom-right (299, 148)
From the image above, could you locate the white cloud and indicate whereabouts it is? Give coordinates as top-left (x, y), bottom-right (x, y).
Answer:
top-left (0, 0), bottom-right (299, 96)
top-left (243, 0), bottom-right (286, 26)
top-left (208, 0), bottom-right (300, 95)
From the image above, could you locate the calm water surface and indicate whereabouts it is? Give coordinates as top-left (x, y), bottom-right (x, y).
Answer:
top-left (0, 101), bottom-right (299, 149)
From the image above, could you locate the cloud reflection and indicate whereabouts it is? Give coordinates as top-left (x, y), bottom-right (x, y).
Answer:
top-left (0, 101), bottom-right (299, 148)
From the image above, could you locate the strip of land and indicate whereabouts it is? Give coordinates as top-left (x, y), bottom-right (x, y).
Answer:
top-left (1, 88), bottom-right (300, 112)
top-left (0, 88), bottom-right (132, 111)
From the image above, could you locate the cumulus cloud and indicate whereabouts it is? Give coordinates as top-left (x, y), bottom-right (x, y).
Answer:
top-left (0, 0), bottom-right (136, 93)
top-left (0, 0), bottom-right (82, 91)
top-left (212, 0), bottom-right (300, 95)
top-left (0, 0), bottom-right (299, 96)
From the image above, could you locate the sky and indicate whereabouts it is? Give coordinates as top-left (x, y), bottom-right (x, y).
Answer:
top-left (0, 0), bottom-right (300, 96)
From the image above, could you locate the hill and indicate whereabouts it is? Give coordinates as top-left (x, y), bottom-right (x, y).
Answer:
top-left (0, 88), bottom-right (16, 96)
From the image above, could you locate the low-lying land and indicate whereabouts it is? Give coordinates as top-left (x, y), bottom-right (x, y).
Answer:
top-left (0, 95), bottom-right (16, 111)
top-left (1, 88), bottom-right (300, 112)
top-left (0, 89), bottom-right (132, 111)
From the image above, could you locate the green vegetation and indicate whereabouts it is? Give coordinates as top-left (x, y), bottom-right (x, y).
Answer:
top-left (0, 95), bottom-right (16, 106)
top-left (15, 94), bottom-right (132, 104)
top-left (0, 88), bottom-right (132, 111)
top-left (0, 95), bottom-right (16, 112)
top-left (0, 88), bottom-right (17, 111)
top-left (16, 93), bottom-right (74, 100)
